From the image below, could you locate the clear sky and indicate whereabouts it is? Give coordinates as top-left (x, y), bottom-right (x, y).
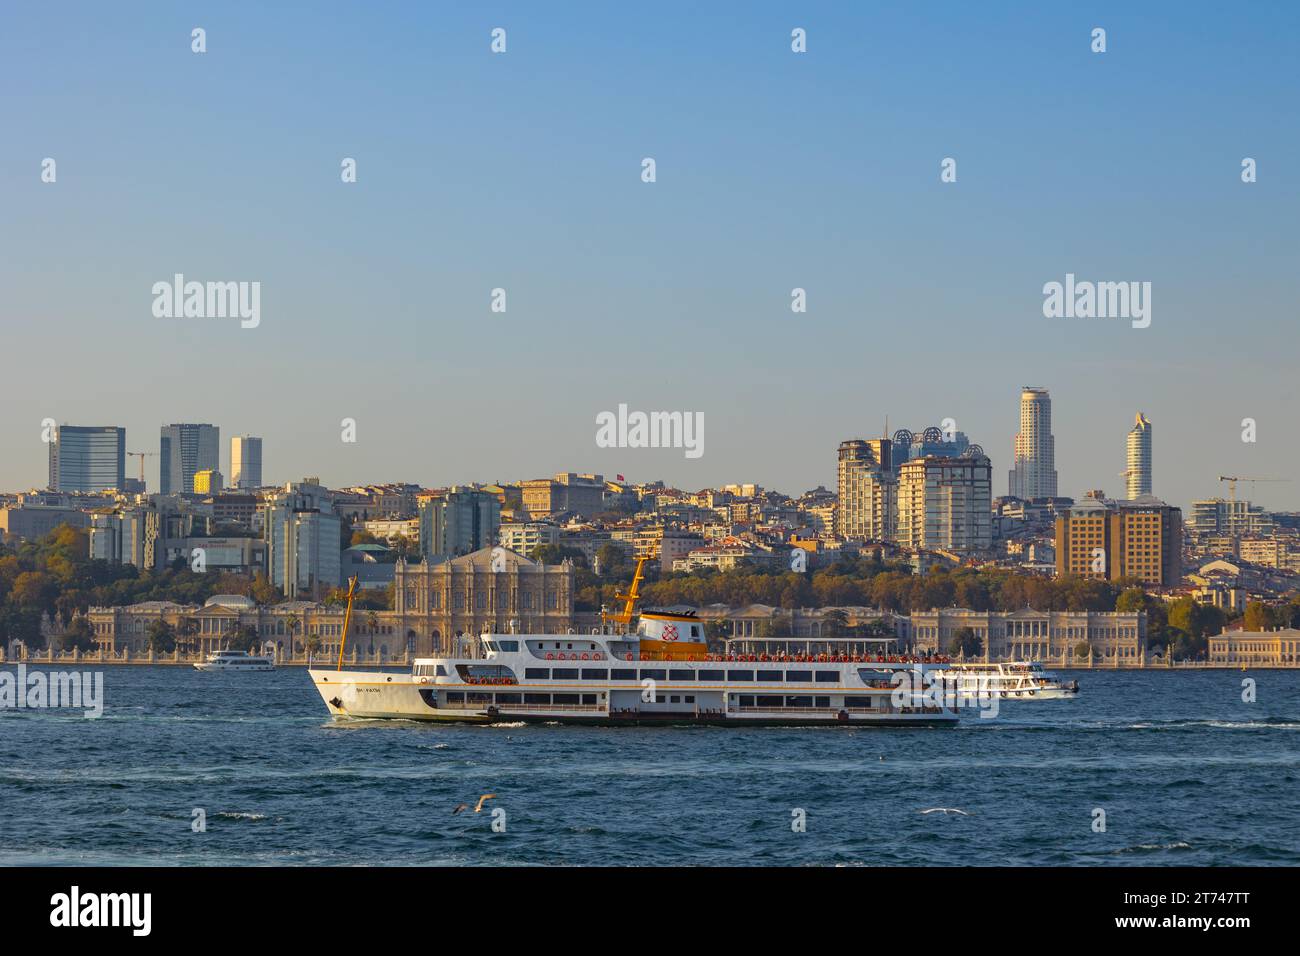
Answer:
top-left (3, 2), bottom-right (1297, 511)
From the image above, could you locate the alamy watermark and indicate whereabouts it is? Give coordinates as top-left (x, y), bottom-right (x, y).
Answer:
top-left (152, 274), bottom-right (260, 329)
top-left (596, 404), bottom-right (703, 459)
top-left (1, 665), bottom-right (104, 718)
top-left (1042, 273), bottom-right (1150, 329)
top-left (50, 886), bottom-right (150, 936)
top-left (890, 665), bottom-right (1000, 719)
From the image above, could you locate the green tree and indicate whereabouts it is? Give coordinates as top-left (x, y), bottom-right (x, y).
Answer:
top-left (249, 573), bottom-right (281, 605)
top-left (531, 544), bottom-right (588, 567)
top-left (1243, 601), bottom-right (1276, 632)
top-left (176, 617), bottom-right (198, 651)
top-left (595, 543), bottom-right (625, 574)
top-left (60, 615), bottom-right (96, 653)
top-left (1115, 588), bottom-right (1149, 613)
top-left (948, 626), bottom-right (983, 659)
top-left (146, 619), bottom-right (176, 654)
top-left (1073, 640), bottom-right (1091, 661)
top-left (822, 608), bottom-right (848, 637)
top-left (228, 624), bottom-right (261, 652)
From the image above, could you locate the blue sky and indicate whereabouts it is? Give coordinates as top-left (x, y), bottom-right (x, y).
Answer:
top-left (2, 2), bottom-right (1297, 510)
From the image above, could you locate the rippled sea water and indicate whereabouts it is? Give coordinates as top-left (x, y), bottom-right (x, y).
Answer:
top-left (2, 665), bottom-right (1298, 866)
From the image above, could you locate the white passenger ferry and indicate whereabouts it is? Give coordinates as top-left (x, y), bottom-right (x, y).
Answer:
top-left (931, 661), bottom-right (1079, 700)
top-left (309, 563), bottom-right (957, 728)
top-left (194, 649), bottom-right (276, 672)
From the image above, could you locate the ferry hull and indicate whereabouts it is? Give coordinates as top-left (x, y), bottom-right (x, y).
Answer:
top-left (308, 669), bottom-right (957, 728)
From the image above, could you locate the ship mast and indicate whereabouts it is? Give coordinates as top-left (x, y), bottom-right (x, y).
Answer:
top-left (335, 575), bottom-right (359, 670)
top-left (603, 556), bottom-right (649, 627)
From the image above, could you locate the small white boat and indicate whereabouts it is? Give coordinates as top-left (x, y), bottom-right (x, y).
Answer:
top-left (931, 661), bottom-right (1078, 700)
top-left (193, 650), bottom-right (275, 672)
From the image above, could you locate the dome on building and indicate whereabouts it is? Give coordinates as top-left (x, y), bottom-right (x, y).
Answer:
top-left (204, 594), bottom-right (256, 609)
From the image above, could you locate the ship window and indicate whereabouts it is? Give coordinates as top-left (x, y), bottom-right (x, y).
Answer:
top-left (446, 692), bottom-right (465, 703)
top-left (581, 694), bottom-right (597, 705)
top-left (815, 696), bottom-right (831, 708)
top-left (581, 668), bottom-right (609, 680)
top-left (845, 696), bottom-right (873, 708)
top-left (524, 668), bottom-right (549, 680)
top-left (785, 670), bottom-right (812, 682)
top-left (785, 696), bottom-right (813, 707)
top-left (669, 696), bottom-right (680, 704)
top-left (726, 670), bottom-right (753, 681)
top-left (698, 669), bottom-right (724, 681)
top-left (496, 640), bottom-right (519, 652)
top-left (611, 668), bottom-right (636, 680)
top-left (553, 693), bottom-right (579, 705)
top-left (757, 669), bottom-right (782, 682)
top-left (640, 669), bottom-right (667, 681)
top-left (738, 695), bottom-right (755, 707)
top-left (668, 669), bottom-right (694, 681)
top-left (551, 668), bottom-right (579, 679)
top-left (436, 665), bottom-right (447, 676)
top-left (495, 693), bottom-right (521, 704)
top-left (690, 626), bottom-right (700, 638)
top-left (815, 671), bottom-right (839, 683)
top-left (524, 693), bottom-right (550, 704)
top-left (756, 695), bottom-right (783, 707)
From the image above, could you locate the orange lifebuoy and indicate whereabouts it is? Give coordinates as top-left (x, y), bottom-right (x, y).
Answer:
top-left (581, 652), bottom-right (590, 661)
top-left (546, 653), bottom-right (554, 660)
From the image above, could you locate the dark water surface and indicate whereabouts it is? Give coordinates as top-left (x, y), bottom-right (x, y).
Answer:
top-left (2, 665), bottom-right (1298, 866)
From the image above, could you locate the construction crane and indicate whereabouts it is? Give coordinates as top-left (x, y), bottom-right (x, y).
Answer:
top-left (1217, 475), bottom-right (1289, 505)
top-left (127, 451), bottom-right (157, 483)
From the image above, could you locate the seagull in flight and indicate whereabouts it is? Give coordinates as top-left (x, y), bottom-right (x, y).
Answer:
top-left (919, 808), bottom-right (969, 815)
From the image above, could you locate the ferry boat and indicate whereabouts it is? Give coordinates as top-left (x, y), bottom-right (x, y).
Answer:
top-left (309, 562), bottom-right (957, 728)
top-left (194, 649), bottom-right (276, 672)
top-left (930, 661), bottom-right (1079, 700)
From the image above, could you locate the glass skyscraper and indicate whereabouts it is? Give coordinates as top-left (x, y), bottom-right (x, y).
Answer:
top-left (48, 425), bottom-right (126, 492)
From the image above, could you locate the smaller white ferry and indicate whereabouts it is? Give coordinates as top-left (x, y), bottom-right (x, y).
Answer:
top-left (931, 661), bottom-right (1078, 700)
top-left (193, 650), bottom-right (275, 672)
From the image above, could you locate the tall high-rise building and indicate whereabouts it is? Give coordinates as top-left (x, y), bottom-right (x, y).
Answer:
top-left (47, 425), bottom-right (126, 492)
top-left (230, 435), bottom-right (263, 489)
top-left (159, 424), bottom-right (219, 495)
top-left (836, 438), bottom-right (896, 541)
top-left (263, 480), bottom-right (342, 599)
top-left (418, 488), bottom-right (503, 560)
top-left (896, 453), bottom-right (993, 553)
top-left (1007, 387), bottom-right (1058, 499)
top-left (1055, 495), bottom-right (1182, 586)
top-left (1125, 412), bottom-right (1152, 499)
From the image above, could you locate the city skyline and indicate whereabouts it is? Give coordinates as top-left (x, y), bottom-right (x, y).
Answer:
top-left (3, 3), bottom-right (1297, 511)
top-left (12, 392), bottom-right (1293, 515)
